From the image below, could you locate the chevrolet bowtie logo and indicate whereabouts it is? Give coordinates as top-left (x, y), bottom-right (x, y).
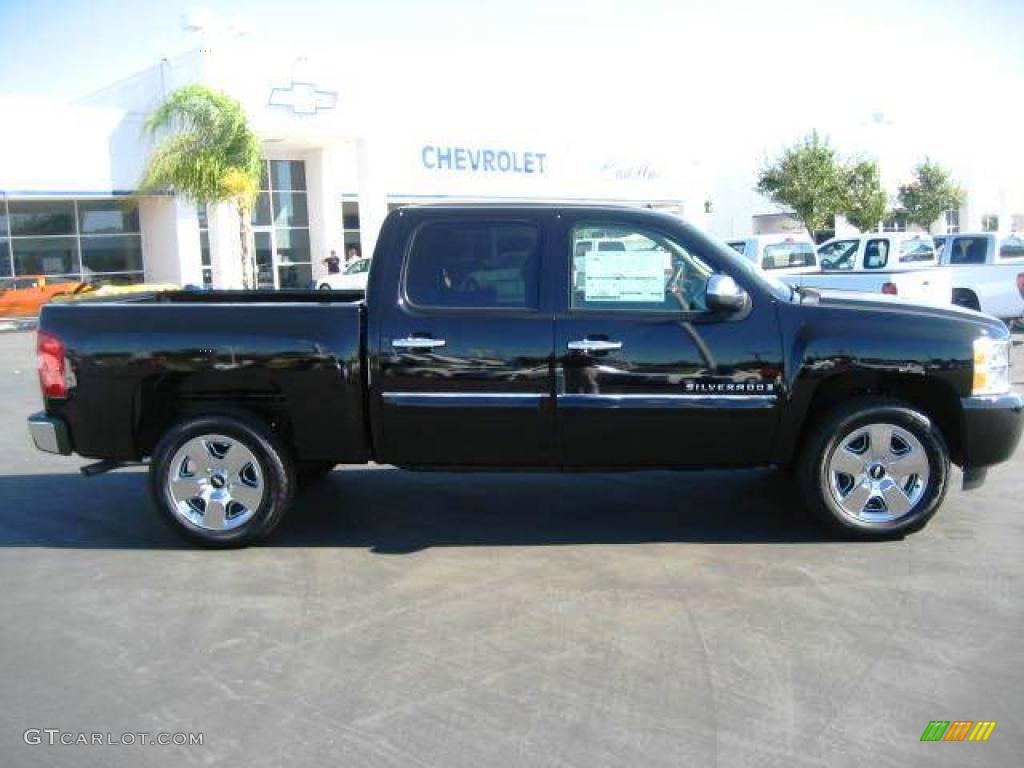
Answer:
top-left (268, 81), bottom-right (338, 115)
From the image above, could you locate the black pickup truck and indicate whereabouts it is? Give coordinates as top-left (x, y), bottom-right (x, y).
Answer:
top-left (28, 205), bottom-right (1023, 546)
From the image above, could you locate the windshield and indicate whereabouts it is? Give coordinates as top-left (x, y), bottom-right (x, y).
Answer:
top-left (818, 240), bottom-right (858, 270)
top-left (762, 242), bottom-right (815, 269)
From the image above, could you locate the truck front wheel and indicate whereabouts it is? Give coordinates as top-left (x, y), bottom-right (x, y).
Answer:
top-left (798, 398), bottom-right (950, 538)
top-left (149, 413), bottom-right (296, 547)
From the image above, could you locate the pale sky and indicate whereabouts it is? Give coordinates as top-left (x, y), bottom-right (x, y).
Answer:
top-left (2, 0), bottom-right (1022, 184)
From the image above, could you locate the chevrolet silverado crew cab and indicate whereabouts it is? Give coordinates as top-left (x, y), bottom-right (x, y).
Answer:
top-left (27, 205), bottom-right (1023, 547)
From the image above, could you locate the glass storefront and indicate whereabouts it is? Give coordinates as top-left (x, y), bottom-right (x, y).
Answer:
top-left (0, 198), bottom-right (144, 285)
top-left (342, 200), bottom-right (361, 260)
top-left (251, 160), bottom-right (310, 288)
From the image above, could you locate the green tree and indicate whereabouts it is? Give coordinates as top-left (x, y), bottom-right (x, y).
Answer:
top-left (140, 85), bottom-right (263, 288)
top-left (839, 159), bottom-right (888, 233)
top-left (897, 158), bottom-right (966, 232)
top-left (756, 131), bottom-right (843, 240)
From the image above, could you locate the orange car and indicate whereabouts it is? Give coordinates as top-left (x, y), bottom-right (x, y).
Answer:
top-left (0, 275), bottom-right (90, 317)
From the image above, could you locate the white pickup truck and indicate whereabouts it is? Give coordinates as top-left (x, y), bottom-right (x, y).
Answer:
top-left (937, 232), bottom-right (1024, 321)
top-left (779, 233), bottom-right (953, 306)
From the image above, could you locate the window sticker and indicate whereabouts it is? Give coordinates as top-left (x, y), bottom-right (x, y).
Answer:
top-left (583, 251), bottom-right (665, 303)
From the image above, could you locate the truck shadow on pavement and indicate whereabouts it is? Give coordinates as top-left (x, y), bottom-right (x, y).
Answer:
top-left (0, 467), bottom-right (838, 550)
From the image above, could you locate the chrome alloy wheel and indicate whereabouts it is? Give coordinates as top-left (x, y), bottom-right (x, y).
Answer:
top-left (825, 423), bottom-right (930, 523)
top-left (165, 434), bottom-right (265, 531)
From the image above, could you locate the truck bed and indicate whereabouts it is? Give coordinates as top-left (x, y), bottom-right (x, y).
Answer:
top-left (38, 291), bottom-right (369, 464)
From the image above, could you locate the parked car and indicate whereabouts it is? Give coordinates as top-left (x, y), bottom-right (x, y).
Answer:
top-left (52, 283), bottom-right (181, 301)
top-left (781, 233), bottom-right (951, 306)
top-left (318, 257), bottom-right (371, 291)
top-left (725, 233), bottom-right (819, 275)
top-left (28, 205), bottom-right (1022, 547)
top-left (935, 232), bottom-right (1024, 321)
top-left (0, 275), bottom-right (89, 317)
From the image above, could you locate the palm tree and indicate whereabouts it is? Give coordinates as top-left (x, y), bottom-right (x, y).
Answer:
top-left (140, 85), bottom-right (263, 288)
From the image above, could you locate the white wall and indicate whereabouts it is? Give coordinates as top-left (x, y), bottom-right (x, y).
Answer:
top-left (138, 196), bottom-right (203, 286)
top-left (0, 99), bottom-right (147, 193)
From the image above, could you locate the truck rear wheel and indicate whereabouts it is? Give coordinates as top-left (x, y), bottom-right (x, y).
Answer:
top-left (798, 398), bottom-right (950, 538)
top-left (149, 413), bottom-right (295, 547)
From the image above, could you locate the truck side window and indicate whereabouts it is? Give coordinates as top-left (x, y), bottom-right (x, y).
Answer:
top-left (762, 242), bottom-right (815, 270)
top-left (570, 224), bottom-right (713, 313)
top-left (899, 239), bottom-right (935, 263)
top-left (405, 221), bottom-right (540, 309)
top-left (864, 239), bottom-right (889, 269)
top-left (949, 237), bottom-right (987, 265)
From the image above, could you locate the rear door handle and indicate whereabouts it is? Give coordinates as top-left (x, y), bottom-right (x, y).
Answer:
top-left (392, 337), bottom-right (446, 350)
top-left (567, 339), bottom-right (623, 352)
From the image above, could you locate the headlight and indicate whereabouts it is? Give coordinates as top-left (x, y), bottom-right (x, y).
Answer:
top-left (972, 337), bottom-right (1011, 395)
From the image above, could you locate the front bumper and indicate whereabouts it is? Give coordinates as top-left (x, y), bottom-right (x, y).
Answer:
top-left (28, 412), bottom-right (72, 455)
top-left (960, 393), bottom-right (1024, 473)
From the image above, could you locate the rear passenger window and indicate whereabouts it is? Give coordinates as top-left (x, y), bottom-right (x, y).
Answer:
top-left (864, 239), bottom-right (889, 269)
top-left (899, 239), bottom-right (935, 263)
top-left (949, 237), bottom-right (987, 264)
top-left (405, 221), bottom-right (540, 308)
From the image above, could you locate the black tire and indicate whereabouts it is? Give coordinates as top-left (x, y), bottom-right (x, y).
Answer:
top-left (149, 412), bottom-right (295, 547)
top-left (298, 461), bottom-right (335, 487)
top-left (797, 397), bottom-right (950, 539)
top-left (319, 283), bottom-right (332, 290)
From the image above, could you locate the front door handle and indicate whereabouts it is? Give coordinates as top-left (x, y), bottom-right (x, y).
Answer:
top-left (567, 339), bottom-right (623, 352)
top-left (392, 337), bottom-right (446, 350)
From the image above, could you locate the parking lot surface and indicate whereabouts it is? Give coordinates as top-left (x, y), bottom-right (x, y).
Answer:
top-left (0, 329), bottom-right (1022, 767)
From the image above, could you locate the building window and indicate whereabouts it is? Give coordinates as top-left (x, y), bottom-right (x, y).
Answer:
top-left (981, 214), bottom-right (999, 232)
top-left (197, 205), bottom-right (212, 287)
top-left (342, 200), bottom-right (361, 262)
top-left (0, 203), bottom-right (7, 278)
top-left (944, 208), bottom-right (960, 234)
top-left (252, 160), bottom-right (311, 288)
top-left (881, 213), bottom-right (907, 232)
top-left (0, 198), bottom-right (143, 285)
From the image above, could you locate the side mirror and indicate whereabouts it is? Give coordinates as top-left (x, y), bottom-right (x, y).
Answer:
top-left (705, 274), bottom-right (749, 314)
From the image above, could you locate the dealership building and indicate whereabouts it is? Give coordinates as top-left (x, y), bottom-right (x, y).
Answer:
top-left (0, 43), bottom-right (702, 290)
top-left (2, 40), bottom-right (1020, 290)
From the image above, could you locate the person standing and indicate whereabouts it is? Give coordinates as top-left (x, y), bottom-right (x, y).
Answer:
top-left (323, 250), bottom-right (341, 274)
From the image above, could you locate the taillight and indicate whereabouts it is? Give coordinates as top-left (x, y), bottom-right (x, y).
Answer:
top-left (1017, 272), bottom-right (1024, 299)
top-left (881, 282), bottom-right (898, 295)
top-left (37, 331), bottom-right (70, 399)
